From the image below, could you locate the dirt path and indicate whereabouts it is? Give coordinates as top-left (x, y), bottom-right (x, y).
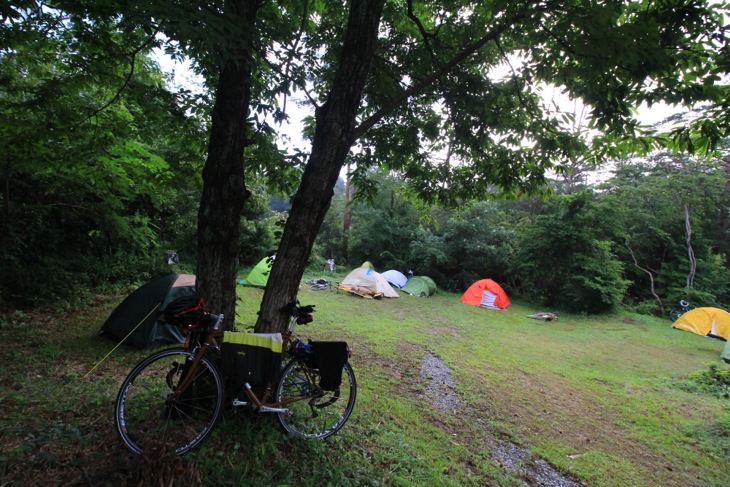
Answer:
top-left (419, 351), bottom-right (584, 487)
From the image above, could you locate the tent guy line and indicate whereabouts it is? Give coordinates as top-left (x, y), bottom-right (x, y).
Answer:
top-left (85, 304), bottom-right (160, 378)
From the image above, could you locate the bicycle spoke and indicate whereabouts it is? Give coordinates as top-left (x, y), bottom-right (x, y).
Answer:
top-left (276, 358), bottom-right (356, 439)
top-left (115, 348), bottom-right (224, 455)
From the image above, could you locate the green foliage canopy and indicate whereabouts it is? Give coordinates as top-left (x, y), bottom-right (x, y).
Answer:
top-left (344, 0), bottom-right (730, 203)
top-left (0, 4), bottom-right (207, 303)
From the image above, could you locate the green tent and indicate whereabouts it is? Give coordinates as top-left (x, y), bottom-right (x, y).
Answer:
top-left (400, 276), bottom-right (437, 297)
top-left (420, 276), bottom-right (437, 294)
top-left (240, 256), bottom-right (274, 288)
top-left (99, 274), bottom-right (196, 348)
top-left (722, 339), bottom-right (730, 363)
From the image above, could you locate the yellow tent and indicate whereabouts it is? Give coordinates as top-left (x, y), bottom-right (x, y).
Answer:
top-left (671, 307), bottom-right (730, 340)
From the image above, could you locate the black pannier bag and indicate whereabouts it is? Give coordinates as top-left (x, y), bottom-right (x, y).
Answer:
top-left (221, 332), bottom-right (283, 390)
top-left (311, 341), bottom-right (349, 391)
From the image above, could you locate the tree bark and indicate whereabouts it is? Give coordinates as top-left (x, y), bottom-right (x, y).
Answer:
top-left (684, 204), bottom-right (696, 290)
top-left (343, 164), bottom-right (352, 262)
top-left (196, 0), bottom-right (259, 330)
top-left (255, 0), bottom-right (385, 333)
top-left (717, 156), bottom-right (730, 251)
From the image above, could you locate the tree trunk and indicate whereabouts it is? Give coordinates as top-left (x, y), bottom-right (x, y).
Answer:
top-left (343, 164), bottom-right (352, 262)
top-left (717, 156), bottom-right (730, 252)
top-left (196, 0), bottom-right (259, 330)
top-left (255, 0), bottom-right (385, 333)
top-left (684, 204), bottom-right (696, 290)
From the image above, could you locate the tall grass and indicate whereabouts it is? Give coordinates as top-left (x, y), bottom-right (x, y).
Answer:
top-left (1, 282), bottom-right (728, 486)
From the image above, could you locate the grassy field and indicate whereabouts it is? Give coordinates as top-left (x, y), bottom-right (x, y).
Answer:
top-left (1, 277), bottom-right (729, 486)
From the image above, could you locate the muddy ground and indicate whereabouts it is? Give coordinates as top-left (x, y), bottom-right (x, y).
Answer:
top-left (420, 352), bottom-right (584, 487)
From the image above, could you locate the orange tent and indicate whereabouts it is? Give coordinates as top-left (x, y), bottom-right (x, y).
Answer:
top-left (460, 279), bottom-right (510, 309)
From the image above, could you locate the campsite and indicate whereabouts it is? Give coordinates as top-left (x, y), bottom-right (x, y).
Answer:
top-left (2, 281), bottom-right (729, 487)
top-left (4, 3), bottom-right (730, 487)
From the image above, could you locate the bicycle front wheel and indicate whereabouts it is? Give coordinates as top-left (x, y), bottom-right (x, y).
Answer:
top-left (669, 309), bottom-right (682, 321)
top-left (276, 358), bottom-right (356, 439)
top-left (114, 347), bottom-right (224, 455)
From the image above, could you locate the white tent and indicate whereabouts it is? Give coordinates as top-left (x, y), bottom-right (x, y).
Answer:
top-left (381, 270), bottom-right (408, 289)
top-left (339, 267), bottom-right (399, 298)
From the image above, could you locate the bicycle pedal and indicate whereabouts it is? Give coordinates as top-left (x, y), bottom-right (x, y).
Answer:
top-left (232, 398), bottom-right (249, 407)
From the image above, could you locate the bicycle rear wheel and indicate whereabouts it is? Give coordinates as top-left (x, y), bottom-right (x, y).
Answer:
top-left (276, 358), bottom-right (356, 439)
top-left (669, 309), bottom-right (682, 321)
top-left (114, 347), bottom-right (224, 455)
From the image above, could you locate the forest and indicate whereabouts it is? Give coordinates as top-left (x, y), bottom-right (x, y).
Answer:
top-left (3, 52), bottom-right (729, 318)
top-left (314, 158), bottom-right (730, 316)
top-left (1, 1), bottom-right (729, 321)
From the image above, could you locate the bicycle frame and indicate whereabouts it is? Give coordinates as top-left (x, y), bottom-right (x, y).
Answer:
top-left (165, 313), bottom-right (224, 402)
top-left (230, 306), bottom-right (326, 413)
top-left (170, 304), bottom-right (324, 414)
top-left (236, 364), bottom-right (322, 412)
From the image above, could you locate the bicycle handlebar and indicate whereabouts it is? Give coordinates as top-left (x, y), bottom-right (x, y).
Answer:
top-left (281, 301), bottom-right (316, 317)
top-left (192, 305), bottom-right (310, 334)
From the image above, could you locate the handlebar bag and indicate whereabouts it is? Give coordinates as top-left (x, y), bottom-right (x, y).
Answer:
top-left (221, 332), bottom-right (283, 389)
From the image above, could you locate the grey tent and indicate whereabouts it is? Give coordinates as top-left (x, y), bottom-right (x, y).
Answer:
top-left (382, 270), bottom-right (408, 288)
top-left (99, 274), bottom-right (196, 348)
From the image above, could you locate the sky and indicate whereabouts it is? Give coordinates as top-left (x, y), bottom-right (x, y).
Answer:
top-left (153, 51), bottom-right (311, 151)
top-left (153, 48), bottom-right (686, 180)
top-left (154, 47), bottom-right (684, 133)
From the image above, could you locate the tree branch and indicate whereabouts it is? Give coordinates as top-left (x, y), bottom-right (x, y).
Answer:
top-left (80, 25), bottom-right (162, 126)
top-left (351, 2), bottom-right (535, 143)
top-left (406, 0), bottom-right (435, 57)
top-left (259, 51), bottom-right (320, 111)
top-left (685, 204), bottom-right (696, 289)
top-left (625, 237), bottom-right (664, 314)
top-left (494, 37), bottom-right (558, 136)
top-left (281, 0), bottom-right (310, 115)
